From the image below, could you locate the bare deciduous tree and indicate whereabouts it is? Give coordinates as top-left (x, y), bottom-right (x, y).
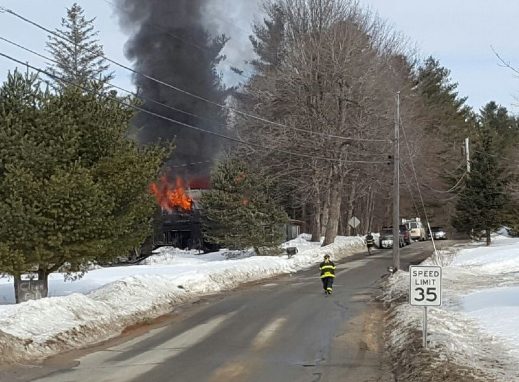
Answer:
top-left (235, 0), bottom-right (418, 245)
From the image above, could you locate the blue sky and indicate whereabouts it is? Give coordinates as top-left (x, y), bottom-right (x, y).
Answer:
top-left (0, 0), bottom-right (518, 112)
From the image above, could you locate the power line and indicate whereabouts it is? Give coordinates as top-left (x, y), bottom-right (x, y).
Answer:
top-left (0, 52), bottom-right (390, 167)
top-left (422, 171), bottom-right (467, 194)
top-left (0, 35), bottom-right (226, 127)
top-left (400, 163), bottom-right (421, 218)
top-left (0, 5), bottom-right (391, 144)
top-left (399, 117), bottom-right (439, 256)
top-left (0, 35), bottom-right (395, 162)
top-left (399, 121), bottom-right (427, 213)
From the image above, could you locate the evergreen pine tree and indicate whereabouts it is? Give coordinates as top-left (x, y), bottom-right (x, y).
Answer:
top-left (479, 102), bottom-right (519, 149)
top-left (417, 57), bottom-right (468, 115)
top-left (413, 57), bottom-right (476, 224)
top-left (0, 71), bottom-right (167, 301)
top-left (46, 3), bottom-right (113, 87)
top-left (201, 159), bottom-right (288, 255)
top-left (453, 104), bottom-right (510, 245)
top-left (415, 57), bottom-right (475, 149)
top-left (249, 4), bottom-right (286, 73)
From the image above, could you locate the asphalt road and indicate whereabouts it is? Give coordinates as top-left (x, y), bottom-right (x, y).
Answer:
top-left (2, 241), bottom-right (443, 382)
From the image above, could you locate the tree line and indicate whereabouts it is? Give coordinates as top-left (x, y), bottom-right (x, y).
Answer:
top-left (204, 0), bottom-right (519, 249)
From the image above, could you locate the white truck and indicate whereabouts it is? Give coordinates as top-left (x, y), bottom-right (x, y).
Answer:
top-left (403, 218), bottom-right (427, 241)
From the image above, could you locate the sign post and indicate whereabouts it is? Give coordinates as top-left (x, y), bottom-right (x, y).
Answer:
top-left (348, 216), bottom-right (360, 235)
top-left (348, 216), bottom-right (360, 229)
top-left (409, 265), bottom-right (442, 348)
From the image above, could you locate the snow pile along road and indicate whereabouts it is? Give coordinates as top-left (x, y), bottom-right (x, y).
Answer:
top-left (384, 235), bottom-right (519, 381)
top-left (0, 235), bottom-right (365, 363)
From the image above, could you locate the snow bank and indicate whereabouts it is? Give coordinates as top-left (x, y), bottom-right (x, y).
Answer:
top-left (384, 235), bottom-right (519, 381)
top-left (461, 287), bottom-right (519, 358)
top-left (141, 247), bottom-right (255, 265)
top-left (452, 237), bottom-right (519, 361)
top-left (451, 236), bottom-right (519, 273)
top-left (0, 235), bottom-right (365, 363)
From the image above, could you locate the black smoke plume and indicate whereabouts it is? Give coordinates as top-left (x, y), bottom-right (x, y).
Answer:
top-left (115, 0), bottom-right (230, 181)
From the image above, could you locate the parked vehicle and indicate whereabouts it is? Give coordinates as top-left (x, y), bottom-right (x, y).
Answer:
top-left (379, 227), bottom-right (405, 249)
top-left (428, 226), bottom-right (448, 240)
top-left (403, 218), bottom-right (427, 241)
top-left (399, 225), bottom-right (412, 245)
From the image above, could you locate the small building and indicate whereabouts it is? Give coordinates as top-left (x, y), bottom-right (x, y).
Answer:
top-left (285, 220), bottom-right (305, 241)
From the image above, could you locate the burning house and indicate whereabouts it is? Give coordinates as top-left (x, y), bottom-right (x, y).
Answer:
top-left (149, 177), bottom-right (212, 251)
top-left (114, 0), bottom-right (233, 252)
top-left (115, 1), bottom-right (298, 253)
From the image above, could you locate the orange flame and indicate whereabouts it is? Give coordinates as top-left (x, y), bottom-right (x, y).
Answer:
top-left (150, 177), bottom-right (193, 212)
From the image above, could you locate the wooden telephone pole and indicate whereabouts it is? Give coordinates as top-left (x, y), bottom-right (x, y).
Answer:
top-left (392, 92), bottom-right (401, 270)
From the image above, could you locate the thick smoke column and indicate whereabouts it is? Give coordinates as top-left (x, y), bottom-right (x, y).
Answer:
top-left (115, 0), bottom-right (229, 181)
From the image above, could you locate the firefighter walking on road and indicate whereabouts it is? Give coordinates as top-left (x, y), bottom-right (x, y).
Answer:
top-left (366, 232), bottom-right (375, 255)
top-left (319, 254), bottom-right (336, 295)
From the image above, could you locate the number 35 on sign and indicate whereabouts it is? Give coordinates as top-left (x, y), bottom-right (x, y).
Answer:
top-left (409, 265), bottom-right (442, 306)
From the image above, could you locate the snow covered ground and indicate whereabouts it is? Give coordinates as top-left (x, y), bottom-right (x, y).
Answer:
top-left (0, 234), bottom-right (365, 363)
top-left (385, 233), bottom-right (519, 381)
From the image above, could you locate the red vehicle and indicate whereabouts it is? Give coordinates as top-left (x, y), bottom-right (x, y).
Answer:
top-left (399, 225), bottom-right (411, 245)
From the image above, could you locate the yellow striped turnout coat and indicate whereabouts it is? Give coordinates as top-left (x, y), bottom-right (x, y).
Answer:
top-left (319, 260), bottom-right (336, 278)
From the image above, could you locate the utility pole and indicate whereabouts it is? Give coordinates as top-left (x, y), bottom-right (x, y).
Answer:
top-left (392, 92), bottom-right (401, 271)
top-left (465, 137), bottom-right (470, 173)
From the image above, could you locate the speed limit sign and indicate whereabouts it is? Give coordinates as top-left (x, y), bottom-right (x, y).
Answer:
top-left (409, 265), bottom-right (442, 306)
